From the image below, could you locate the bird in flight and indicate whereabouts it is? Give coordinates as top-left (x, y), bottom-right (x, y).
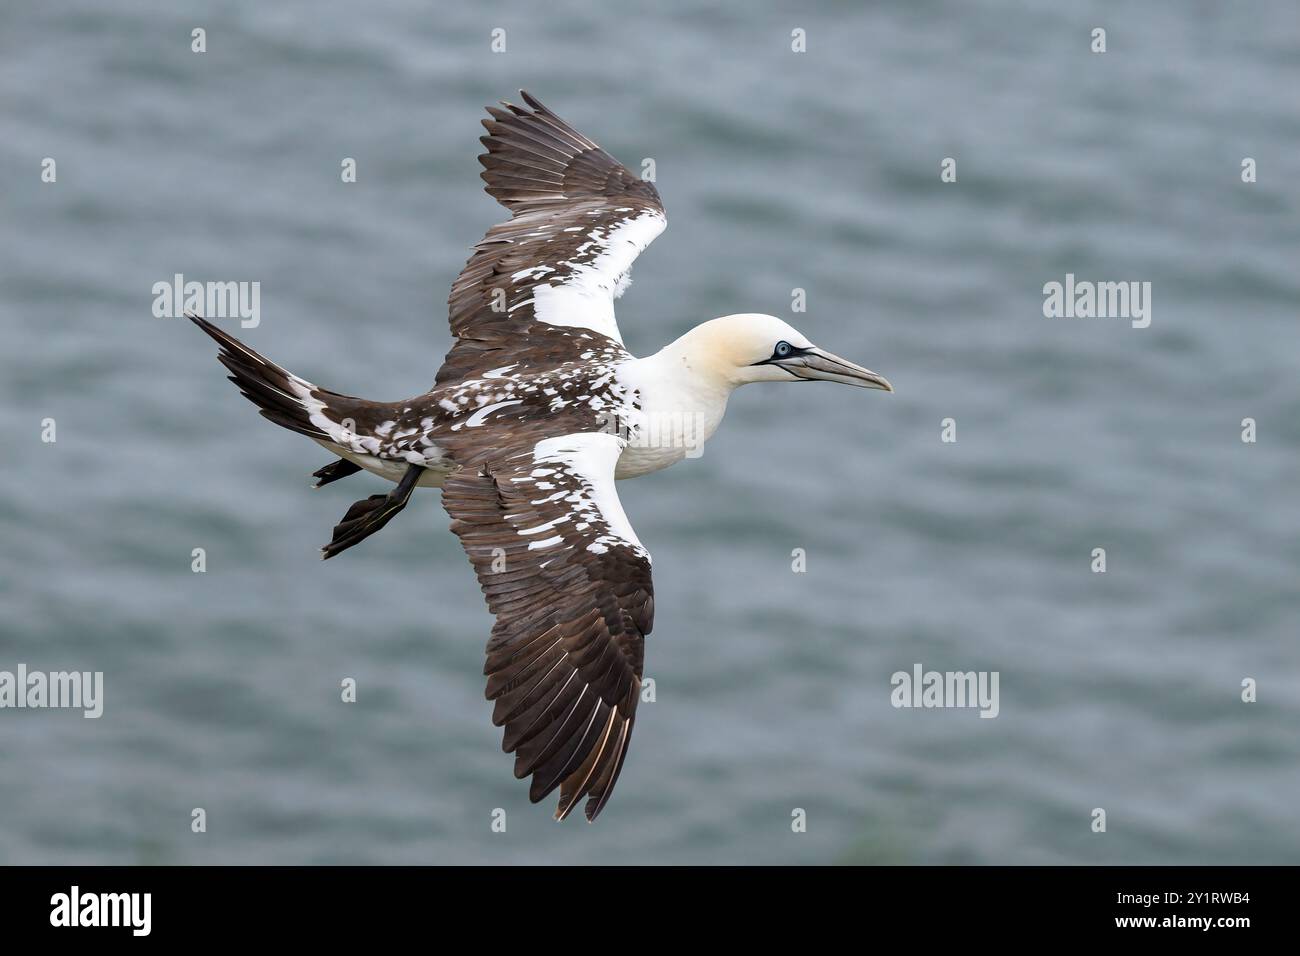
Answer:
top-left (190, 91), bottom-right (892, 821)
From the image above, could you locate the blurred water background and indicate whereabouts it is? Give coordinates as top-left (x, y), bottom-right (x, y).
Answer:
top-left (1, 0), bottom-right (1298, 864)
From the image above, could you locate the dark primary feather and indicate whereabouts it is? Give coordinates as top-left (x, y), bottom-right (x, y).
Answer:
top-left (478, 90), bottom-right (661, 211)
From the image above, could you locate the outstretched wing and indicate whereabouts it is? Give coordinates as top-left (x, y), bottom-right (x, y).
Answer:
top-left (438, 91), bottom-right (667, 384)
top-left (441, 432), bottom-right (652, 821)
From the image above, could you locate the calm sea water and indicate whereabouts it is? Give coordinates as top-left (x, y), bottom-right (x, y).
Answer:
top-left (2, 1), bottom-right (1298, 864)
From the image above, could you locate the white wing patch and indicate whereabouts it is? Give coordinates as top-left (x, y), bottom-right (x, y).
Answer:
top-left (529, 210), bottom-right (667, 344)
top-left (512, 432), bottom-right (648, 560)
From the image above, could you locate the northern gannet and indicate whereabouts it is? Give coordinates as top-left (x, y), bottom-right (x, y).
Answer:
top-left (189, 91), bottom-right (892, 821)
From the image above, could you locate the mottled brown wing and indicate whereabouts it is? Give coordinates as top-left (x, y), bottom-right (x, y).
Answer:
top-left (438, 91), bottom-right (667, 384)
top-left (441, 432), bottom-right (653, 821)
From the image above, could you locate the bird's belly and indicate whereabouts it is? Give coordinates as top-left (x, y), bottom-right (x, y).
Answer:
top-left (613, 397), bottom-right (726, 479)
top-left (316, 440), bottom-right (452, 488)
top-left (614, 442), bottom-right (688, 479)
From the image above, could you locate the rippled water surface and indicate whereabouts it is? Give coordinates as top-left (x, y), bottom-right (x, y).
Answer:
top-left (1, 1), bottom-right (1298, 864)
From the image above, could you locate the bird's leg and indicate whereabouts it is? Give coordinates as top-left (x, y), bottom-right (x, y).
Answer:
top-left (321, 463), bottom-right (423, 559)
top-left (312, 458), bottom-right (363, 488)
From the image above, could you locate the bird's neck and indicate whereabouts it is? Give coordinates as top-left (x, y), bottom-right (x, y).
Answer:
top-left (616, 328), bottom-right (737, 461)
top-left (641, 322), bottom-right (749, 392)
top-left (626, 327), bottom-right (738, 407)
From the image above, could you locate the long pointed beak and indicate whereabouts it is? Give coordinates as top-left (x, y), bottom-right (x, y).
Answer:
top-left (777, 347), bottom-right (893, 391)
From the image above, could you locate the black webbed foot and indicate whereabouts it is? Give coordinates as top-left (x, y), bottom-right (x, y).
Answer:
top-left (321, 464), bottom-right (422, 559)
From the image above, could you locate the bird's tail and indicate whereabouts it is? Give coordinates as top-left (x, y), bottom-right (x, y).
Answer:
top-left (188, 311), bottom-right (340, 441)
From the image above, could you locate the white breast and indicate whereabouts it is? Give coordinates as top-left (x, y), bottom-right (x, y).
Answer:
top-left (613, 358), bottom-right (729, 480)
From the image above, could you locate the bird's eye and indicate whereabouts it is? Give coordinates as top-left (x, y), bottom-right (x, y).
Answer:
top-left (774, 341), bottom-right (793, 358)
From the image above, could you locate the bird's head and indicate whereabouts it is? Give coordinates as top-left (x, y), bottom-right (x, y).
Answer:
top-left (682, 313), bottom-right (893, 392)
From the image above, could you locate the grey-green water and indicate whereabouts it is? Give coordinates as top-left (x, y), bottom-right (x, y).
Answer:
top-left (2, 1), bottom-right (1298, 864)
